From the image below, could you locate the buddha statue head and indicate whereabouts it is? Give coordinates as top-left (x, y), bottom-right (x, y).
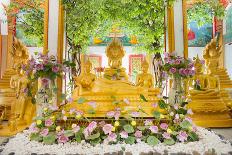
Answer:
top-left (208, 38), bottom-right (218, 57)
top-left (194, 55), bottom-right (203, 75)
top-left (106, 38), bottom-right (125, 69)
top-left (84, 59), bottom-right (92, 74)
top-left (141, 59), bottom-right (149, 73)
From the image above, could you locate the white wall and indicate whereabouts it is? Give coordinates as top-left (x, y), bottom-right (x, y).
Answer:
top-left (188, 47), bottom-right (204, 59)
top-left (225, 44), bottom-right (232, 79)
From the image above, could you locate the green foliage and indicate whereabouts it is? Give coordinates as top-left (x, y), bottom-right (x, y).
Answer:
top-left (147, 136), bottom-right (159, 146)
top-left (86, 132), bottom-right (100, 140)
top-left (64, 130), bottom-right (74, 137)
top-left (123, 124), bottom-right (134, 133)
top-left (158, 100), bottom-right (168, 109)
top-left (30, 133), bottom-right (42, 142)
top-left (125, 136), bottom-right (136, 144)
top-left (187, 1), bottom-right (225, 27)
top-left (188, 131), bottom-right (199, 141)
top-left (153, 111), bottom-right (161, 119)
top-left (43, 134), bottom-right (56, 145)
top-left (164, 138), bottom-right (175, 145)
top-left (180, 120), bottom-right (191, 129)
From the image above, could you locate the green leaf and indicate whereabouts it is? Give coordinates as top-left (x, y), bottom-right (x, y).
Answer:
top-left (90, 137), bottom-right (101, 146)
top-left (140, 94), bottom-right (148, 102)
top-left (146, 136), bottom-right (159, 146)
top-left (77, 97), bottom-right (86, 104)
top-left (158, 100), bottom-right (168, 109)
top-left (180, 120), bottom-right (191, 129)
top-left (137, 126), bottom-right (147, 131)
top-left (125, 136), bottom-right (136, 144)
top-left (30, 133), bottom-right (42, 142)
top-left (123, 124), bottom-right (134, 133)
top-left (153, 111), bottom-right (161, 119)
top-left (164, 138), bottom-right (175, 145)
top-left (75, 133), bottom-right (82, 143)
top-left (188, 132), bottom-right (199, 141)
top-left (64, 130), bottom-right (74, 137)
top-left (86, 132), bottom-right (100, 140)
top-left (176, 108), bottom-right (187, 115)
top-left (43, 134), bottom-right (56, 145)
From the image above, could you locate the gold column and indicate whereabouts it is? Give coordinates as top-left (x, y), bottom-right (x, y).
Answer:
top-left (57, 0), bottom-right (65, 104)
top-left (43, 0), bottom-right (49, 54)
top-left (167, 6), bottom-right (175, 53)
top-left (182, 0), bottom-right (188, 59)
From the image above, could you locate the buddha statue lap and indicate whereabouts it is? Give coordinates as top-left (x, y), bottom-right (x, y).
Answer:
top-left (187, 55), bottom-right (232, 127)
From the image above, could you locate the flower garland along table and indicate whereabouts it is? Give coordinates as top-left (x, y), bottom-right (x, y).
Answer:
top-left (0, 127), bottom-right (231, 155)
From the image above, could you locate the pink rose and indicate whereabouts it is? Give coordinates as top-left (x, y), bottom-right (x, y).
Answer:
top-left (177, 131), bottom-right (188, 142)
top-left (162, 132), bottom-right (171, 139)
top-left (149, 126), bottom-right (158, 133)
top-left (160, 123), bottom-right (168, 130)
top-left (40, 128), bottom-right (49, 137)
top-left (87, 121), bottom-right (97, 133)
top-left (58, 134), bottom-right (69, 143)
top-left (107, 133), bottom-right (117, 142)
top-left (36, 64), bottom-right (44, 71)
top-left (114, 111), bottom-right (121, 120)
top-left (103, 124), bottom-right (113, 135)
top-left (134, 130), bottom-right (142, 138)
top-left (45, 119), bottom-right (53, 127)
top-left (120, 131), bottom-right (128, 139)
top-left (41, 78), bottom-right (49, 87)
top-left (169, 67), bottom-right (177, 74)
top-left (52, 65), bottom-right (59, 73)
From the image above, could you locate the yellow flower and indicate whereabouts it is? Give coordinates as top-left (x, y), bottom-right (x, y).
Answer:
top-left (180, 114), bottom-right (184, 118)
top-left (76, 114), bottom-right (82, 119)
top-left (112, 127), bottom-right (116, 131)
top-left (167, 128), bottom-right (172, 134)
top-left (56, 126), bottom-right (61, 131)
top-left (188, 126), bottom-right (193, 131)
top-left (114, 121), bottom-right (120, 127)
top-left (43, 108), bottom-right (48, 111)
top-left (50, 116), bottom-right (55, 120)
top-left (160, 114), bottom-right (165, 119)
top-left (36, 120), bottom-right (42, 125)
top-left (131, 121), bottom-right (136, 126)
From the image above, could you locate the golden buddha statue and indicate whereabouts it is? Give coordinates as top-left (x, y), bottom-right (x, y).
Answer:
top-left (73, 59), bottom-right (96, 96)
top-left (187, 55), bottom-right (232, 127)
top-left (69, 39), bottom-right (160, 117)
top-left (202, 37), bottom-right (232, 109)
top-left (104, 38), bottom-right (128, 80)
top-left (136, 60), bottom-right (154, 88)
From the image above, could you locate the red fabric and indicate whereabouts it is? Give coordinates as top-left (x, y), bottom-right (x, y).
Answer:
top-left (188, 29), bottom-right (195, 40)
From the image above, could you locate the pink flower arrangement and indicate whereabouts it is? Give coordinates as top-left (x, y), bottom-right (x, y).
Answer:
top-left (160, 123), bottom-right (168, 130)
top-left (149, 126), bottom-right (158, 133)
top-left (103, 124), bottom-right (114, 135)
top-left (120, 131), bottom-right (128, 139)
top-left (107, 133), bottom-right (117, 142)
top-left (40, 128), bottom-right (49, 137)
top-left (134, 130), bottom-right (142, 138)
top-left (162, 132), bottom-right (171, 139)
top-left (177, 131), bottom-right (188, 142)
top-left (45, 119), bottom-right (53, 127)
top-left (58, 134), bottom-right (69, 143)
top-left (52, 65), bottom-right (59, 73)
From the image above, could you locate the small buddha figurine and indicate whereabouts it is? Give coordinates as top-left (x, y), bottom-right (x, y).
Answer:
top-left (10, 65), bottom-right (22, 89)
top-left (104, 38), bottom-right (128, 80)
top-left (136, 60), bottom-right (154, 88)
top-left (73, 59), bottom-right (96, 96)
top-left (14, 68), bottom-right (30, 124)
top-left (203, 37), bottom-right (222, 74)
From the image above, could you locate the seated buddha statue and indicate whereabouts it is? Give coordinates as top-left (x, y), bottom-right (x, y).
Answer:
top-left (104, 38), bottom-right (128, 80)
top-left (136, 59), bottom-right (154, 88)
top-left (187, 56), bottom-right (232, 127)
top-left (188, 55), bottom-right (218, 97)
top-left (73, 59), bottom-right (96, 96)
